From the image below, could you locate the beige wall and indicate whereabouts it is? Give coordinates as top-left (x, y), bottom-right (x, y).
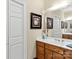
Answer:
top-left (26, 0), bottom-right (72, 59)
top-left (27, 0), bottom-right (44, 59)
top-left (64, 11), bottom-right (72, 19)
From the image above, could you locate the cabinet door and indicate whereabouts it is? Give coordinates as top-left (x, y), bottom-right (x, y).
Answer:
top-left (45, 49), bottom-right (53, 59)
top-left (37, 46), bottom-right (44, 55)
top-left (64, 49), bottom-right (72, 59)
top-left (37, 46), bottom-right (44, 59)
top-left (53, 52), bottom-right (64, 59)
top-left (38, 54), bottom-right (44, 59)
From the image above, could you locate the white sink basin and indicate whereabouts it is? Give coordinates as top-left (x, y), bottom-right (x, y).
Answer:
top-left (46, 37), bottom-right (72, 46)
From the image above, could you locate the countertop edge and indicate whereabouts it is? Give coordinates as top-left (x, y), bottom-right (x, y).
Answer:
top-left (36, 39), bottom-right (72, 50)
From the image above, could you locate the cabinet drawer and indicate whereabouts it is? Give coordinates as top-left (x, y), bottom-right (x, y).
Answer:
top-left (54, 47), bottom-right (64, 54)
top-left (36, 41), bottom-right (44, 47)
top-left (45, 44), bottom-right (64, 54)
top-left (64, 49), bottom-right (72, 54)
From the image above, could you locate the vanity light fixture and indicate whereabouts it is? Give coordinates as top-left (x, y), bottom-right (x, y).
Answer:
top-left (47, 1), bottom-right (71, 11)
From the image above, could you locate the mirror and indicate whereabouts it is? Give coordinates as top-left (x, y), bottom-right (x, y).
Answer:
top-left (43, 0), bottom-right (72, 38)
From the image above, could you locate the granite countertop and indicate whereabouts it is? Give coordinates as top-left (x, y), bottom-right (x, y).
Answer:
top-left (36, 37), bottom-right (72, 50)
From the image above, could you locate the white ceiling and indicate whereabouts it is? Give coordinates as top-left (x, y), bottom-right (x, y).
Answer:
top-left (45, 0), bottom-right (72, 12)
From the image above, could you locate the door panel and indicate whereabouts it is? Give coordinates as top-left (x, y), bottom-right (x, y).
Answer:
top-left (9, 43), bottom-right (24, 59)
top-left (45, 49), bottom-right (53, 59)
top-left (9, 0), bottom-right (24, 38)
top-left (12, 0), bottom-right (24, 5)
top-left (38, 54), bottom-right (44, 59)
top-left (8, 0), bottom-right (24, 59)
top-left (37, 46), bottom-right (44, 59)
top-left (53, 52), bottom-right (63, 59)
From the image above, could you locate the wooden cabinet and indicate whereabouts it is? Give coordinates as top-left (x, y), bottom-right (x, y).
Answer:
top-left (37, 54), bottom-right (44, 59)
top-left (64, 49), bottom-right (72, 59)
top-left (65, 57), bottom-right (72, 59)
top-left (62, 34), bottom-right (72, 39)
top-left (36, 41), bottom-right (45, 59)
top-left (45, 49), bottom-right (53, 59)
top-left (45, 43), bottom-right (64, 59)
top-left (45, 43), bottom-right (64, 54)
top-left (53, 52), bottom-right (64, 59)
top-left (37, 46), bottom-right (44, 55)
top-left (36, 41), bottom-right (72, 59)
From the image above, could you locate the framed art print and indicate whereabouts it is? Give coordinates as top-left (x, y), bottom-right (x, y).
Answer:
top-left (70, 23), bottom-right (72, 29)
top-left (30, 13), bottom-right (42, 29)
top-left (61, 21), bottom-right (68, 29)
top-left (61, 21), bottom-right (64, 29)
top-left (64, 22), bottom-right (68, 29)
top-left (47, 17), bottom-right (53, 29)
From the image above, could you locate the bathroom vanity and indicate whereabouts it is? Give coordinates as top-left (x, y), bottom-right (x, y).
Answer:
top-left (36, 38), bottom-right (72, 59)
top-left (62, 33), bottom-right (72, 39)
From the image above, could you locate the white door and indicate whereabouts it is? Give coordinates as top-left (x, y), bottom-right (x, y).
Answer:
top-left (8, 0), bottom-right (24, 59)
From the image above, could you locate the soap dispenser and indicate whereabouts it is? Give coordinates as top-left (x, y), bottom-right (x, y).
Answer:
top-left (42, 29), bottom-right (47, 39)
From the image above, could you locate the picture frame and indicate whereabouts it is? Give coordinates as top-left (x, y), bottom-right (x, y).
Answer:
top-left (30, 13), bottom-right (42, 29)
top-left (64, 22), bottom-right (68, 29)
top-left (47, 17), bottom-right (53, 29)
top-left (61, 21), bottom-right (68, 29)
top-left (61, 21), bottom-right (64, 29)
top-left (70, 23), bottom-right (72, 29)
